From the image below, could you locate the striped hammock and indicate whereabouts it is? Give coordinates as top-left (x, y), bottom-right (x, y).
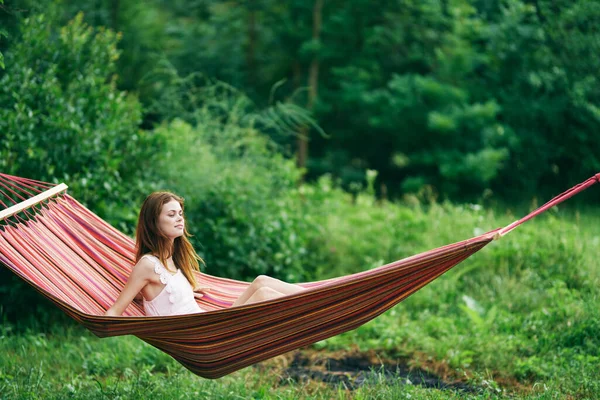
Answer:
top-left (0, 173), bottom-right (598, 378)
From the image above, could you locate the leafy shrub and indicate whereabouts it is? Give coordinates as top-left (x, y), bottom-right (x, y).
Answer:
top-left (152, 91), bottom-right (323, 281)
top-left (0, 13), bottom-right (159, 323)
top-left (0, 13), bottom-right (158, 229)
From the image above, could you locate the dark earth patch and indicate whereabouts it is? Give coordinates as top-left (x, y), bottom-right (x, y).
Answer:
top-left (258, 348), bottom-right (480, 393)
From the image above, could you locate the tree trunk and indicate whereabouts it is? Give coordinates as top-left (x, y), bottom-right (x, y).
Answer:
top-left (297, 0), bottom-right (324, 173)
top-left (246, 5), bottom-right (257, 86)
top-left (110, 0), bottom-right (120, 31)
top-left (440, 0), bottom-right (449, 17)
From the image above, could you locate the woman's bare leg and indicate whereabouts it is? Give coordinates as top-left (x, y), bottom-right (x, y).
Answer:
top-left (243, 287), bottom-right (284, 305)
top-left (232, 275), bottom-right (304, 307)
top-left (253, 275), bottom-right (304, 295)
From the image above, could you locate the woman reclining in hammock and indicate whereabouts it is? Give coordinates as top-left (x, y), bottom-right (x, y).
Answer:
top-left (105, 192), bottom-right (305, 316)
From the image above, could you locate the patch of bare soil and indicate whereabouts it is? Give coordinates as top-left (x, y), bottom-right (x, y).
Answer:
top-left (257, 348), bottom-right (479, 393)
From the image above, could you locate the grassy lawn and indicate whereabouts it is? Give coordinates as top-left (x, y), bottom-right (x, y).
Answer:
top-left (1, 203), bottom-right (598, 399)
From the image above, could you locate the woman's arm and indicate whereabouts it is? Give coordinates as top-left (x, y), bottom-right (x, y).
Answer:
top-left (104, 258), bottom-right (153, 316)
top-left (193, 286), bottom-right (212, 299)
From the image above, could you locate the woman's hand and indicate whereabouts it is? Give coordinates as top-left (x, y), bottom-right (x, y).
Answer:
top-left (194, 287), bottom-right (212, 299)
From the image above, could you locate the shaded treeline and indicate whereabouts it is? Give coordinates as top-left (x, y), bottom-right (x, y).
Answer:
top-left (2, 0), bottom-right (599, 201)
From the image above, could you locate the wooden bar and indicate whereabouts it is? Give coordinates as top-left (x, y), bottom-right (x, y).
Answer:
top-left (0, 183), bottom-right (68, 220)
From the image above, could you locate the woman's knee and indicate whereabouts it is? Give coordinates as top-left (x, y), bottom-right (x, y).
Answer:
top-left (253, 275), bottom-right (273, 288)
top-left (253, 286), bottom-right (279, 301)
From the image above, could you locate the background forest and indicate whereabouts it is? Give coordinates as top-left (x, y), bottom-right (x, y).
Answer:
top-left (0, 1), bottom-right (599, 399)
top-left (2, 0), bottom-right (600, 203)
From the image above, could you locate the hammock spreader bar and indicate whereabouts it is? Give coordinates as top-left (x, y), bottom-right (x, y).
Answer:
top-left (0, 184), bottom-right (68, 220)
top-left (0, 172), bottom-right (597, 379)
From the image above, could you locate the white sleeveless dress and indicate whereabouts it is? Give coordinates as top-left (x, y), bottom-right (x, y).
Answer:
top-left (141, 255), bottom-right (206, 316)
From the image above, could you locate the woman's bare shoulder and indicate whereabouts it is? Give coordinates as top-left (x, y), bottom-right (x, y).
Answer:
top-left (132, 255), bottom-right (157, 276)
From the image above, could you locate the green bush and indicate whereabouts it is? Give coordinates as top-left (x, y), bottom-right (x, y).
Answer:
top-left (0, 13), bottom-right (158, 230)
top-left (0, 12), bottom-right (159, 324)
top-left (153, 96), bottom-right (323, 281)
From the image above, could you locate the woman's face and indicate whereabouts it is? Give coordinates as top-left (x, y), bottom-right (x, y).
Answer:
top-left (157, 199), bottom-right (185, 239)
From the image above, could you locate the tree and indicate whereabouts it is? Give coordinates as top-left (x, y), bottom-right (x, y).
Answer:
top-left (297, 0), bottom-right (324, 172)
top-left (0, 0), bottom-right (5, 69)
top-left (476, 0), bottom-right (600, 198)
top-left (0, 13), bottom-right (158, 226)
top-left (9, 0), bottom-right (597, 201)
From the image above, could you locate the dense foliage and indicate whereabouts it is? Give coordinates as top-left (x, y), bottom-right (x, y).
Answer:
top-left (153, 111), bottom-right (322, 281)
top-left (2, 0), bottom-right (599, 200)
top-left (0, 13), bottom-right (157, 226)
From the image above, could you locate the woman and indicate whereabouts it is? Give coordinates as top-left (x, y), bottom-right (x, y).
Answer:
top-left (105, 192), bottom-right (305, 316)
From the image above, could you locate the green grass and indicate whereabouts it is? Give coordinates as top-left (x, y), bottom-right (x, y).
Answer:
top-left (1, 200), bottom-right (599, 399)
top-left (312, 200), bottom-right (600, 398)
top-left (0, 326), bottom-right (518, 400)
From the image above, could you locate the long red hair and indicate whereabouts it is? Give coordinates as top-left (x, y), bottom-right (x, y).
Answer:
top-left (135, 191), bottom-right (203, 288)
